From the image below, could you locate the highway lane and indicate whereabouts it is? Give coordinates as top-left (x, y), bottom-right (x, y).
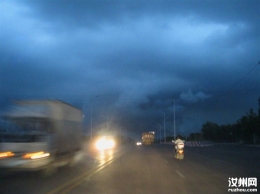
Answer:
top-left (0, 144), bottom-right (259, 194)
top-left (0, 144), bottom-right (128, 194)
top-left (72, 144), bottom-right (259, 194)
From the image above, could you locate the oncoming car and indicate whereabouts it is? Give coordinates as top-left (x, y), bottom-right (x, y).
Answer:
top-left (95, 136), bottom-right (116, 151)
top-left (136, 142), bottom-right (142, 146)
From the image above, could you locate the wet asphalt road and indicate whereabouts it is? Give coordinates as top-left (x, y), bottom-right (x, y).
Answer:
top-left (0, 143), bottom-right (259, 194)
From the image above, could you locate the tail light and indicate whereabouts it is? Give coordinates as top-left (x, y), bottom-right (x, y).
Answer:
top-left (22, 151), bottom-right (50, 159)
top-left (0, 151), bottom-right (15, 158)
top-left (178, 149), bottom-right (184, 154)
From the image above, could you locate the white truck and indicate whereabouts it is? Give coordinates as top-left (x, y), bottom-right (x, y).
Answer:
top-left (0, 100), bottom-right (84, 176)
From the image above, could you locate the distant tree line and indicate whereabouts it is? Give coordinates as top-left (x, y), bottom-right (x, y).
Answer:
top-left (193, 107), bottom-right (260, 144)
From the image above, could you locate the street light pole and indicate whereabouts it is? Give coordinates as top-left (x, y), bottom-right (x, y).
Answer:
top-left (164, 112), bottom-right (166, 142)
top-left (160, 126), bottom-right (161, 143)
top-left (167, 98), bottom-right (176, 140)
top-left (107, 113), bottom-right (109, 133)
top-left (173, 99), bottom-right (176, 140)
top-left (90, 95), bottom-right (99, 141)
top-left (91, 105), bottom-right (93, 141)
top-left (156, 123), bottom-right (162, 143)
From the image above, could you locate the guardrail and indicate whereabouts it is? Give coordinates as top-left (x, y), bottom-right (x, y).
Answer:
top-left (159, 141), bottom-right (260, 147)
top-left (184, 141), bottom-right (214, 147)
top-left (159, 141), bottom-right (214, 147)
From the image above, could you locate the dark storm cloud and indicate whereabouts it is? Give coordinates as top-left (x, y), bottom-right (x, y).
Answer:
top-left (180, 90), bottom-right (212, 103)
top-left (0, 0), bottom-right (259, 138)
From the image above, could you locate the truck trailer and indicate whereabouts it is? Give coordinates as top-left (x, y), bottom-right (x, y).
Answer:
top-left (0, 100), bottom-right (84, 175)
top-left (142, 132), bottom-right (155, 145)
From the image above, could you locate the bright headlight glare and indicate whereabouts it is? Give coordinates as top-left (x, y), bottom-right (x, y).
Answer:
top-left (136, 142), bottom-right (142, 146)
top-left (22, 151), bottom-right (50, 159)
top-left (95, 137), bottom-right (115, 150)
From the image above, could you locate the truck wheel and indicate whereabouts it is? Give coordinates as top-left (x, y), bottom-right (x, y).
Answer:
top-left (68, 151), bottom-right (83, 167)
top-left (68, 156), bottom-right (77, 167)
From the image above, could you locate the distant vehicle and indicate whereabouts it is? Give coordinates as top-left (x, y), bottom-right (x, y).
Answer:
top-left (0, 100), bottom-right (84, 176)
top-left (136, 142), bottom-right (142, 146)
top-left (142, 132), bottom-right (155, 145)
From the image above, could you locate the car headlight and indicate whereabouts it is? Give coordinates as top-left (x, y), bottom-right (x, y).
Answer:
top-left (95, 137), bottom-right (115, 150)
top-left (136, 142), bottom-right (142, 146)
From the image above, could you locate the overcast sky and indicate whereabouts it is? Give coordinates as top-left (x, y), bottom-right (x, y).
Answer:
top-left (0, 0), bottom-right (259, 139)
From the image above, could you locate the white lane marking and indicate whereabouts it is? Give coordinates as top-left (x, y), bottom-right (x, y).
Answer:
top-left (165, 159), bottom-right (169, 164)
top-left (176, 170), bottom-right (185, 179)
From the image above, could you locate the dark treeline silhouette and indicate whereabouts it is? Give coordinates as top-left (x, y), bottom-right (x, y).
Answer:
top-left (200, 107), bottom-right (260, 144)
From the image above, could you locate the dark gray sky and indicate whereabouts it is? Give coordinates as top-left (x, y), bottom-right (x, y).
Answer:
top-left (1, 0), bottom-right (259, 139)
